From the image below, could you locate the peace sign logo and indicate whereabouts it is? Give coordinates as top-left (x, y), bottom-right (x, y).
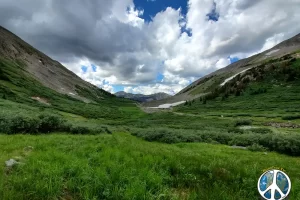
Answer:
top-left (258, 169), bottom-right (291, 200)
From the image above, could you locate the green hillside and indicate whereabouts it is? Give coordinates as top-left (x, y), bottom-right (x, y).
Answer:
top-left (176, 55), bottom-right (300, 117)
top-left (142, 33), bottom-right (300, 107)
top-left (0, 58), bottom-right (140, 119)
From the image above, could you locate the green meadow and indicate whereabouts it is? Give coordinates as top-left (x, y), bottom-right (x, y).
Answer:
top-left (1, 57), bottom-right (300, 199)
top-left (2, 133), bottom-right (300, 200)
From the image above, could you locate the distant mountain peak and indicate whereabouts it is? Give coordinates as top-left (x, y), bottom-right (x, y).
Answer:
top-left (115, 91), bottom-right (171, 102)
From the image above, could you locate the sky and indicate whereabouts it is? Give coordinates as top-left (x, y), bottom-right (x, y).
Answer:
top-left (0, 0), bottom-right (300, 95)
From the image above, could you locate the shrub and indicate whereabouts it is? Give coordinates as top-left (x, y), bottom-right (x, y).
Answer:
top-left (133, 128), bottom-right (232, 144)
top-left (208, 132), bottom-right (232, 144)
top-left (227, 128), bottom-right (244, 134)
top-left (234, 119), bottom-right (252, 127)
top-left (0, 116), bottom-right (7, 133)
top-left (250, 128), bottom-right (272, 134)
top-left (147, 129), bottom-right (177, 143)
top-left (0, 116), bottom-right (40, 134)
top-left (133, 128), bottom-right (300, 156)
top-left (232, 133), bottom-right (300, 156)
top-left (0, 114), bottom-right (95, 135)
top-left (101, 126), bottom-right (112, 134)
top-left (235, 90), bottom-right (241, 96)
top-left (247, 143), bottom-right (267, 152)
top-left (70, 126), bottom-right (90, 134)
top-left (89, 126), bottom-right (112, 135)
top-left (38, 114), bottom-right (66, 133)
top-left (59, 123), bottom-right (72, 132)
top-left (236, 113), bottom-right (252, 117)
top-left (249, 87), bottom-right (267, 95)
top-left (133, 128), bottom-right (184, 143)
top-left (282, 115), bottom-right (300, 120)
top-left (230, 134), bottom-right (259, 147)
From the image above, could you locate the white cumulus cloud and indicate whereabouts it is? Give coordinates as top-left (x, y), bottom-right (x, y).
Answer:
top-left (1, 0), bottom-right (300, 94)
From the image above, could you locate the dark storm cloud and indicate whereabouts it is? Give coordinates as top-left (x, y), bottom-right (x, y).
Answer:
top-left (234, 0), bottom-right (261, 10)
top-left (26, 19), bottom-right (147, 63)
top-left (205, 0), bottom-right (300, 58)
top-left (1, 0), bottom-right (300, 94)
top-left (0, 0), bottom-right (151, 81)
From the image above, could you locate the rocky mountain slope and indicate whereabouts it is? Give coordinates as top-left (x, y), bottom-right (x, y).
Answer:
top-left (115, 91), bottom-right (171, 102)
top-left (0, 26), bottom-right (113, 103)
top-left (0, 26), bottom-right (137, 119)
top-left (144, 33), bottom-right (300, 107)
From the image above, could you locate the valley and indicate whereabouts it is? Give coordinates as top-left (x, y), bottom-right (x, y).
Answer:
top-left (1, 26), bottom-right (300, 199)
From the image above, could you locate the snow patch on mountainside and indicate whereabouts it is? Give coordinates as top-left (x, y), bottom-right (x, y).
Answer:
top-left (31, 96), bottom-right (50, 105)
top-left (149, 101), bottom-right (186, 109)
top-left (265, 49), bottom-right (280, 56)
top-left (220, 68), bottom-right (251, 86)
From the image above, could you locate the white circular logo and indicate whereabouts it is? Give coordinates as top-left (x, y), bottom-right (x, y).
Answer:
top-left (258, 169), bottom-right (291, 200)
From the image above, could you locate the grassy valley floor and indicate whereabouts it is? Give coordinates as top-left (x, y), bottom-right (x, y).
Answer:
top-left (1, 133), bottom-right (300, 200)
top-left (1, 26), bottom-right (300, 200)
top-left (1, 56), bottom-right (300, 199)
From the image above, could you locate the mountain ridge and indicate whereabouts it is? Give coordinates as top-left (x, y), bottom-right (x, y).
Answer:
top-left (0, 26), bottom-right (113, 103)
top-left (0, 25), bottom-right (140, 119)
top-left (115, 91), bottom-right (171, 102)
top-left (180, 33), bottom-right (300, 95)
top-left (143, 32), bottom-right (300, 107)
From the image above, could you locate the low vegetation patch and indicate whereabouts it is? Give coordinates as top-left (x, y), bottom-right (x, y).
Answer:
top-left (234, 119), bottom-right (252, 127)
top-left (247, 143), bottom-right (267, 152)
top-left (227, 127), bottom-right (244, 134)
top-left (132, 128), bottom-right (232, 144)
top-left (282, 115), bottom-right (300, 120)
top-left (0, 114), bottom-right (111, 135)
top-left (249, 128), bottom-right (273, 134)
top-left (133, 127), bottom-right (300, 156)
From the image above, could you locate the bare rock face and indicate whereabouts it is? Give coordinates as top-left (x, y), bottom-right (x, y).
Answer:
top-left (264, 122), bottom-right (300, 128)
top-left (5, 159), bottom-right (19, 167)
top-left (231, 145), bottom-right (247, 150)
top-left (24, 146), bottom-right (34, 151)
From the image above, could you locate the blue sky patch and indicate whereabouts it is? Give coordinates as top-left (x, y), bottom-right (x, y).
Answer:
top-left (112, 85), bottom-right (124, 93)
top-left (133, 0), bottom-right (188, 22)
top-left (183, 27), bottom-right (192, 37)
top-left (156, 73), bottom-right (164, 82)
top-left (81, 66), bottom-right (88, 73)
top-left (206, 1), bottom-right (219, 22)
top-left (102, 80), bottom-right (109, 85)
top-left (91, 64), bottom-right (97, 72)
top-left (229, 56), bottom-right (240, 64)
